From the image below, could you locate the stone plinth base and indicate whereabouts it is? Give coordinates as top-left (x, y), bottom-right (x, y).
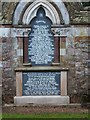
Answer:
top-left (14, 96), bottom-right (70, 105)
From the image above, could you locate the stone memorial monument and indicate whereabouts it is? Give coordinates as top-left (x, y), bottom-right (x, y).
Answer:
top-left (1, 0), bottom-right (89, 105)
top-left (14, 7), bottom-right (69, 105)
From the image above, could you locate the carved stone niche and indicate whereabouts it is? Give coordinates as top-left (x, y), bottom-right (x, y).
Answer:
top-left (14, 7), bottom-right (69, 105)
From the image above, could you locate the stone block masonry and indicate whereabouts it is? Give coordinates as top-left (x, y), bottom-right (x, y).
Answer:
top-left (0, 26), bottom-right (89, 104)
top-left (2, 35), bottom-right (19, 104)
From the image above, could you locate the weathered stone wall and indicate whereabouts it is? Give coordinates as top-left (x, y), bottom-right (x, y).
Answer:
top-left (0, 2), bottom-right (90, 24)
top-left (67, 37), bottom-right (89, 103)
top-left (65, 2), bottom-right (90, 23)
top-left (2, 36), bottom-right (18, 104)
top-left (53, 26), bottom-right (89, 103)
top-left (0, 2), bottom-right (16, 24)
top-left (2, 37), bottom-right (15, 103)
top-left (0, 26), bottom-right (89, 104)
top-left (0, 27), bottom-right (17, 104)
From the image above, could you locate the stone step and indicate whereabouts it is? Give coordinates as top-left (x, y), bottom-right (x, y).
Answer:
top-left (4, 103), bottom-right (81, 108)
top-left (14, 96), bottom-right (70, 106)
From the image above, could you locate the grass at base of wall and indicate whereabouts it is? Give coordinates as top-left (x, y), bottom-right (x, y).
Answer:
top-left (0, 113), bottom-right (89, 119)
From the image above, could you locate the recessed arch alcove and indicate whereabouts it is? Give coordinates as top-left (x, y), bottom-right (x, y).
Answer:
top-left (13, 0), bottom-right (70, 25)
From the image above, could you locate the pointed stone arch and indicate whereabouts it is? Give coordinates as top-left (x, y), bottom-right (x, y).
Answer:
top-left (22, 1), bottom-right (60, 25)
top-left (13, 0), bottom-right (70, 25)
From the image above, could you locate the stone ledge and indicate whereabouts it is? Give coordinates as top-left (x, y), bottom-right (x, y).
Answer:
top-left (52, 63), bottom-right (61, 66)
top-left (15, 67), bottom-right (69, 72)
top-left (14, 96), bottom-right (70, 106)
top-left (23, 63), bottom-right (32, 66)
top-left (4, 103), bottom-right (81, 107)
